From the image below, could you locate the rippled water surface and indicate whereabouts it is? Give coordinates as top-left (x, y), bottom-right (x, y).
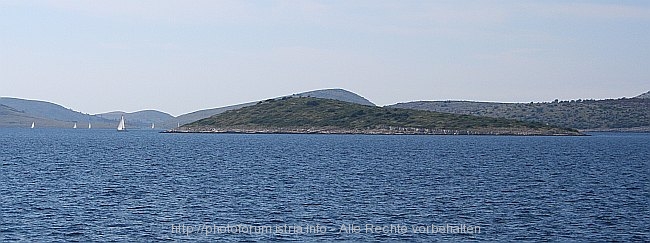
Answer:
top-left (1, 129), bottom-right (648, 241)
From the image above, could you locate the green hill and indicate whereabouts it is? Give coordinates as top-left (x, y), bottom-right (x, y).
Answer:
top-left (389, 97), bottom-right (650, 131)
top-left (161, 88), bottom-right (374, 129)
top-left (178, 97), bottom-right (581, 135)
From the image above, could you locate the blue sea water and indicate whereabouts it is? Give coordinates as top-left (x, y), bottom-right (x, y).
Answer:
top-left (0, 129), bottom-right (648, 242)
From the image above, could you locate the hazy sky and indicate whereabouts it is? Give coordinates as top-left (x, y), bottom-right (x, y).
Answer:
top-left (1, 1), bottom-right (649, 116)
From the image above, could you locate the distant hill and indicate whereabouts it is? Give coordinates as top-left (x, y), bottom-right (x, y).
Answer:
top-left (177, 97), bottom-right (580, 135)
top-left (389, 98), bottom-right (650, 131)
top-left (0, 104), bottom-right (43, 127)
top-left (161, 88), bottom-right (375, 129)
top-left (289, 88), bottom-right (375, 106)
top-left (0, 97), bottom-right (115, 128)
top-left (0, 103), bottom-right (72, 128)
top-left (636, 91), bottom-right (650, 99)
top-left (1, 88), bottom-right (374, 129)
top-left (0, 104), bottom-right (21, 117)
top-left (96, 110), bottom-right (174, 128)
top-left (1, 97), bottom-right (92, 122)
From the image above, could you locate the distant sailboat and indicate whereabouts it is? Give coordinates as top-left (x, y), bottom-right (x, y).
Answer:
top-left (88, 123), bottom-right (92, 129)
top-left (31, 122), bottom-right (35, 129)
top-left (177, 122), bottom-right (180, 128)
top-left (73, 122), bottom-right (77, 129)
top-left (117, 115), bottom-right (126, 131)
top-left (151, 123), bottom-right (155, 129)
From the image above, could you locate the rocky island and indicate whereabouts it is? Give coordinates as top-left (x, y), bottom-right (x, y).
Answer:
top-left (165, 97), bottom-right (583, 136)
top-left (390, 92), bottom-right (650, 132)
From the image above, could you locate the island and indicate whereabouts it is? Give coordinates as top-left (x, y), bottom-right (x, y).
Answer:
top-left (163, 97), bottom-right (583, 136)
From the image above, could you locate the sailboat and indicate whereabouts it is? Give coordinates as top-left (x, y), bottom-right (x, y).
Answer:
top-left (117, 115), bottom-right (126, 131)
top-left (151, 123), bottom-right (155, 129)
top-left (31, 122), bottom-right (35, 129)
top-left (88, 123), bottom-right (92, 129)
top-left (73, 122), bottom-right (77, 129)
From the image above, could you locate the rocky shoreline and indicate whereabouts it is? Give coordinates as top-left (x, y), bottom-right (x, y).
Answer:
top-left (580, 126), bottom-right (650, 133)
top-left (162, 126), bottom-right (585, 136)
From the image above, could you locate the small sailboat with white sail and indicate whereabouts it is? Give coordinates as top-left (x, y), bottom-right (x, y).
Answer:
top-left (31, 122), bottom-right (35, 129)
top-left (88, 123), bottom-right (92, 129)
top-left (117, 115), bottom-right (126, 131)
top-left (73, 122), bottom-right (77, 129)
top-left (151, 123), bottom-right (155, 129)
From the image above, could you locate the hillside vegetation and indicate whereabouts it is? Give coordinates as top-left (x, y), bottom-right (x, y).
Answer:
top-left (637, 91), bottom-right (650, 99)
top-left (161, 88), bottom-right (375, 128)
top-left (389, 98), bottom-right (650, 130)
top-left (181, 97), bottom-right (580, 135)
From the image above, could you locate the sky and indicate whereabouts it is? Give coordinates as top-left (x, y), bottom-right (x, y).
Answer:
top-left (1, 0), bottom-right (649, 116)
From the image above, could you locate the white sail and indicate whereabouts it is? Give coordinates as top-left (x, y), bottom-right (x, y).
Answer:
top-left (88, 123), bottom-right (92, 129)
top-left (31, 122), bottom-right (35, 129)
top-left (151, 123), bottom-right (155, 129)
top-left (117, 115), bottom-right (126, 131)
top-left (73, 122), bottom-right (77, 129)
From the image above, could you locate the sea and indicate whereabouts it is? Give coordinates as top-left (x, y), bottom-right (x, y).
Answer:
top-left (0, 129), bottom-right (648, 242)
